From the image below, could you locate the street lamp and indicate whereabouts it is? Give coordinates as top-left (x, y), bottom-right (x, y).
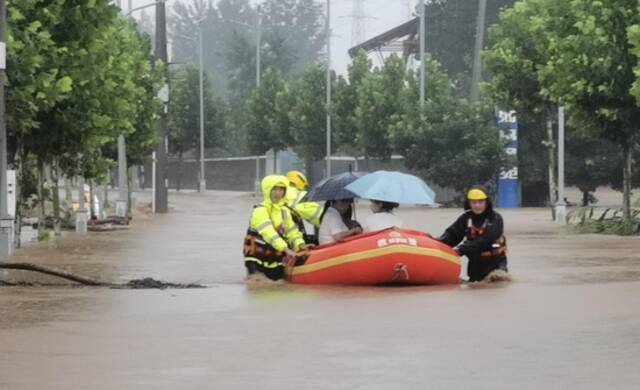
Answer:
top-left (325, 0), bottom-right (331, 178)
top-left (127, 0), bottom-right (170, 213)
top-left (126, 0), bottom-right (165, 17)
top-left (169, 15), bottom-right (209, 192)
top-left (0, 0), bottom-right (14, 256)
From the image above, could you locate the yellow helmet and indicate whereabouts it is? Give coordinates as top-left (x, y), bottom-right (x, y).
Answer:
top-left (286, 170), bottom-right (309, 191)
top-left (467, 188), bottom-right (488, 201)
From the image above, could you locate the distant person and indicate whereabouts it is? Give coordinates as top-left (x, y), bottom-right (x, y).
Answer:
top-left (363, 200), bottom-right (403, 232)
top-left (243, 175), bottom-right (310, 281)
top-left (436, 185), bottom-right (509, 282)
top-left (285, 170), bottom-right (322, 244)
top-left (318, 199), bottom-right (362, 245)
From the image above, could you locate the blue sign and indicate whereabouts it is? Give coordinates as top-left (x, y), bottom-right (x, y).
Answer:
top-left (496, 110), bottom-right (520, 208)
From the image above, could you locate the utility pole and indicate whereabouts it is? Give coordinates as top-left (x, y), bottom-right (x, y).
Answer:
top-left (0, 0), bottom-right (14, 256)
top-left (555, 104), bottom-right (566, 224)
top-left (256, 6), bottom-right (262, 87)
top-left (198, 22), bottom-right (206, 192)
top-left (419, 0), bottom-right (425, 108)
top-left (470, 0), bottom-right (487, 101)
top-left (325, 0), bottom-right (332, 178)
top-left (155, 1), bottom-right (169, 213)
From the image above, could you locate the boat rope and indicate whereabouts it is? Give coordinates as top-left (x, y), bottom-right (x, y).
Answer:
top-left (392, 263), bottom-right (410, 282)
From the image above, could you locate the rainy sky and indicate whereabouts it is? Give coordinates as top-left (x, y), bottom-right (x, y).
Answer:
top-left (128, 0), bottom-right (412, 75)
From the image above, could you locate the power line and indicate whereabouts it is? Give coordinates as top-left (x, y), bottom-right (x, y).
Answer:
top-left (351, 0), bottom-right (365, 46)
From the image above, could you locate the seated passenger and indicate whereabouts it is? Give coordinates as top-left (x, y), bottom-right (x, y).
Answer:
top-left (363, 200), bottom-right (403, 232)
top-left (243, 175), bottom-right (309, 281)
top-left (318, 198), bottom-right (362, 245)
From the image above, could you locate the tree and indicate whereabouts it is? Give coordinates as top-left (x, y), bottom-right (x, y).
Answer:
top-left (483, 0), bottom-right (562, 206)
top-left (286, 64), bottom-right (335, 168)
top-left (6, 0), bottom-right (164, 232)
top-left (334, 51), bottom-right (371, 154)
top-left (392, 56), bottom-right (504, 195)
top-left (565, 132), bottom-right (619, 206)
top-left (538, 0), bottom-right (640, 228)
top-left (167, 65), bottom-right (227, 189)
top-left (245, 67), bottom-right (291, 155)
top-left (354, 55), bottom-right (406, 159)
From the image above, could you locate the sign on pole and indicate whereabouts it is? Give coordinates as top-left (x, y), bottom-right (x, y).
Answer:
top-left (497, 110), bottom-right (520, 208)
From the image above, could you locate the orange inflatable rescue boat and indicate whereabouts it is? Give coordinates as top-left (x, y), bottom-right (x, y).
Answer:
top-left (285, 228), bottom-right (460, 285)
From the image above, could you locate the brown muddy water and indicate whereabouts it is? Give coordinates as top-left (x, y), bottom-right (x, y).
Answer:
top-left (1, 191), bottom-right (639, 389)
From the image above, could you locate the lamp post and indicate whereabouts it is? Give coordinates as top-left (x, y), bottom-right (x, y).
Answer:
top-left (555, 104), bottom-right (566, 224)
top-left (127, 0), bottom-right (169, 212)
top-left (325, 0), bottom-right (332, 178)
top-left (419, 0), bottom-right (425, 108)
top-left (169, 15), bottom-right (209, 192)
top-left (0, 0), bottom-right (14, 256)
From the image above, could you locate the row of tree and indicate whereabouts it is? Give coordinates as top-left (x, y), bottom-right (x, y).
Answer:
top-left (242, 52), bottom-right (504, 194)
top-left (6, 0), bottom-right (163, 231)
top-left (483, 0), bottom-right (640, 226)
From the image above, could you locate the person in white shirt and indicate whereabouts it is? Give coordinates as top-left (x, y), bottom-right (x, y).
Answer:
top-left (364, 200), bottom-right (403, 232)
top-left (318, 199), bottom-right (362, 245)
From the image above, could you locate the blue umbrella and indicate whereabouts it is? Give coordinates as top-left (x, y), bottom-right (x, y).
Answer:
top-left (345, 171), bottom-right (436, 205)
top-left (306, 171), bottom-right (366, 201)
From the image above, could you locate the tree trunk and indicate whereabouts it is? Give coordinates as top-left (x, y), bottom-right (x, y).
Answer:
top-left (547, 118), bottom-right (557, 205)
top-left (36, 159), bottom-right (46, 236)
top-left (0, 261), bottom-right (106, 286)
top-left (103, 171), bottom-right (110, 209)
top-left (89, 179), bottom-right (96, 220)
top-left (177, 150), bottom-right (183, 192)
top-left (14, 151), bottom-right (23, 249)
top-left (127, 167), bottom-right (133, 216)
top-left (64, 176), bottom-right (72, 207)
top-left (51, 164), bottom-right (61, 236)
top-left (582, 190), bottom-right (589, 207)
top-left (622, 143), bottom-right (632, 223)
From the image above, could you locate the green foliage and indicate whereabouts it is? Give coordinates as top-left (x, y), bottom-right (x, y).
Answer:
top-left (286, 64), bottom-right (331, 162)
top-left (355, 55), bottom-right (406, 159)
top-left (536, 0), bottom-right (639, 223)
top-left (392, 56), bottom-right (504, 193)
top-left (333, 51), bottom-right (370, 153)
top-left (485, 0), bottom-right (640, 209)
top-left (167, 65), bottom-right (228, 158)
top-left (6, 0), bottom-right (164, 211)
top-left (245, 67), bottom-right (291, 154)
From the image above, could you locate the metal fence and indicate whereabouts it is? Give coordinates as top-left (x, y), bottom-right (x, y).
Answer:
top-left (140, 153), bottom-right (459, 204)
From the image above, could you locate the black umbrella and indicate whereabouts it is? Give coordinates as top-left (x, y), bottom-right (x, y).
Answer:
top-left (306, 171), bottom-right (367, 201)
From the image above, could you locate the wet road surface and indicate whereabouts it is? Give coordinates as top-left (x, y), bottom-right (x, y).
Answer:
top-left (1, 191), bottom-right (639, 389)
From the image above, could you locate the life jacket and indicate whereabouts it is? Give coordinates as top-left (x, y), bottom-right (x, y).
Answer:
top-left (243, 205), bottom-right (288, 269)
top-left (467, 218), bottom-right (508, 260)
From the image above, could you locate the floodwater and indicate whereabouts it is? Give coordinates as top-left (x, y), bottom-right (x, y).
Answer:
top-left (1, 191), bottom-right (639, 389)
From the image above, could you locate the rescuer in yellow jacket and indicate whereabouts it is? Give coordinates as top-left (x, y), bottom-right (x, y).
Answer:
top-left (285, 170), bottom-right (322, 244)
top-left (243, 175), bottom-right (308, 280)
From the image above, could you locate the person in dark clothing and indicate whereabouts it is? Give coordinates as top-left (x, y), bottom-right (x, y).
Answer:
top-left (437, 185), bottom-right (509, 282)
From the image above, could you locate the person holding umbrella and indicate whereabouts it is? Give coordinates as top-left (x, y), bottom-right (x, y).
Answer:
top-left (305, 171), bottom-right (366, 245)
top-left (436, 185), bottom-right (509, 282)
top-left (364, 200), bottom-right (403, 232)
top-left (345, 170), bottom-right (436, 232)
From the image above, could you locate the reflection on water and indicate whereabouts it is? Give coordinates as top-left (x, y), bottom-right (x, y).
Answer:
top-left (1, 193), bottom-right (640, 389)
